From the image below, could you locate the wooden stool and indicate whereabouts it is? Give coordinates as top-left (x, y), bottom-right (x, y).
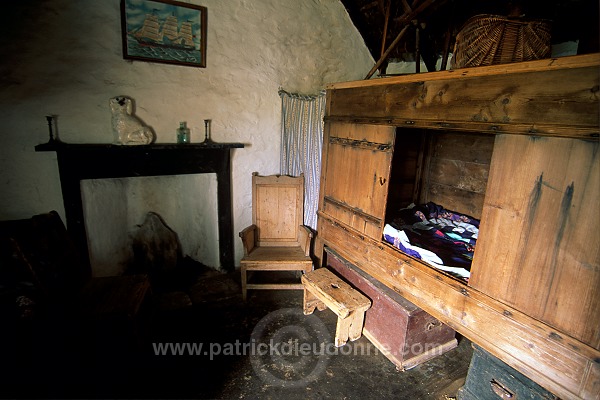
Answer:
top-left (301, 268), bottom-right (371, 347)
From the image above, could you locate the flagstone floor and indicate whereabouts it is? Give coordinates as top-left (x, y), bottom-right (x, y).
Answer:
top-left (2, 270), bottom-right (473, 399)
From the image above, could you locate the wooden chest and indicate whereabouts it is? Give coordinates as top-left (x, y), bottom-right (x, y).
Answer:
top-left (325, 247), bottom-right (457, 370)
top-left (458, 344), bottom-right (559, 400)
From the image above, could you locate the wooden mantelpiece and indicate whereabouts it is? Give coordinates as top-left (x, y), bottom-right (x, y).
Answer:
top-left (36, 142), bottom-right (244, 273)
top-left (317, 54), bottom-right (599, 399)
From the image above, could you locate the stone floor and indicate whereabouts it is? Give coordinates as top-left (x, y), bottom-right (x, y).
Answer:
top-left (2, 269), bottom-right (474, 399)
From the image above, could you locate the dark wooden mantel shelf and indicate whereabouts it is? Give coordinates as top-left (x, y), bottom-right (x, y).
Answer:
top-left (35, 142), bottom-right (244, 151)
top-left (36, 141), bottom-right (244, 273)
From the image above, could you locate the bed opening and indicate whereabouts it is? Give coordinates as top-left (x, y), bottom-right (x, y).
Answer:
top-left (383, 128), bottom-right (495, 282)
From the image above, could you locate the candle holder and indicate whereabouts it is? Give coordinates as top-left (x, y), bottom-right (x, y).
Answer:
top-left (201, 119), bottom-right (215, 145)
top-left (45, 115), bottom-right (61, 144)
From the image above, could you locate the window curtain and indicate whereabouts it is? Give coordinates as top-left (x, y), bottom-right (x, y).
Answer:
top-left (279, 89), bottom-right (326, 229)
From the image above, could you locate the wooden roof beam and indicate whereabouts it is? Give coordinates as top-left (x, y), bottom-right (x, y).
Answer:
top-left (365, 0), bottom-right (438, 79)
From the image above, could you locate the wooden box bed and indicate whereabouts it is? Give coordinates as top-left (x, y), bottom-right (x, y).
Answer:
top-left (314, 54), bottom-right (600, 399)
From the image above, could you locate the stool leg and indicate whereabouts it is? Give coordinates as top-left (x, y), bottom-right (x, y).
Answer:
top-left (316, 301), bottom-right (327, 312)
top-left (241, 265), bottom-right (247, 301)
top-left (335, 316), bottom-right (352, 347)
top-left (303, 288), bottom-right (321, 315)
top-left (348, 311), bottom-right (366, 341)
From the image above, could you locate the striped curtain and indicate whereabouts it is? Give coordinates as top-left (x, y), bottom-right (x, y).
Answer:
top-left (279, 89), bottom-right (326, 229)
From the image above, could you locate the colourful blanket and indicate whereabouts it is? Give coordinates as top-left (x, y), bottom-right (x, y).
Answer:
top-left (383, 203), bottom-right (479, 280)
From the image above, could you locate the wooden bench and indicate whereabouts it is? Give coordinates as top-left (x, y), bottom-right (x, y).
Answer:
top-left (301, 268), bottom-right (371, 347)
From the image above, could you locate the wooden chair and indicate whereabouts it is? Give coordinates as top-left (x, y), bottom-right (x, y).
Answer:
top-left (239, 173), bottom-right (313, 301)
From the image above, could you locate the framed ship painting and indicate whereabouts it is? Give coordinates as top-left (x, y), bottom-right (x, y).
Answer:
top-left (120, 0), bottom-right (207, 67)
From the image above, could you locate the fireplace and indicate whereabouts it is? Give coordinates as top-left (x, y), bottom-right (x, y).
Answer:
top-left (36, 141), bottom-right (244, 276)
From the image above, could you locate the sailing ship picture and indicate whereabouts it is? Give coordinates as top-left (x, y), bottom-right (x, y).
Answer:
top-left (121, 0), bottom-right (207, 67)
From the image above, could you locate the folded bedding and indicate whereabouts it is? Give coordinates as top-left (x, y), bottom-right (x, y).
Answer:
top-left (383, 202), bottom-right (479, 280)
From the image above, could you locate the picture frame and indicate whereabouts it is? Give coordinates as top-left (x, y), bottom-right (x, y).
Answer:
top-left (120, 0), bottom-right (207, 68)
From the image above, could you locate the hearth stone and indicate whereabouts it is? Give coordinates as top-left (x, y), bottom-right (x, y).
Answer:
top-left (131, 212), bottom-right (182, 283)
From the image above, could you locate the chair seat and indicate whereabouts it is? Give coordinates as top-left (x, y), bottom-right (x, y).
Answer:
top-left (241, 246), bottom-right (312, 265)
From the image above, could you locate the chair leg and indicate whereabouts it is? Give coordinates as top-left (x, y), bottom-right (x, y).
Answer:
top-left (241, 265), bottom-right (247, 301)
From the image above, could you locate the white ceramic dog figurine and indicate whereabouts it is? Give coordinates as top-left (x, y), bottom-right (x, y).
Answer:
top-left (110, 96), bottom-right (155, 145)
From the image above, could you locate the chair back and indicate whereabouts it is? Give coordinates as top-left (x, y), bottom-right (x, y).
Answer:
top-left (252, 173), bottom-right (304, 247)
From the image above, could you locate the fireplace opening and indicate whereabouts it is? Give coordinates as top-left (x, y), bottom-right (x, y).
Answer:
top-left (35, 142), bottom-right (244, 275)
top-left (81, 174), bottom-right (219, 278)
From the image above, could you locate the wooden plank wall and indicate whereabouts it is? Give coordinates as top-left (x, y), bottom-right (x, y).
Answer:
top-left (385, 129), bottom-right (424, 218)
top-left (327, 56), bottom-right (600, 140)
top-left (420, 132), bottom-right (494, 219)
top-left (385, 130), bottom-right (494, 220)
top-left (470, 134), bottom-right (600, 348)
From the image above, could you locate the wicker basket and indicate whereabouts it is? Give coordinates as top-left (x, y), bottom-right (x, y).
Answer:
top-left (452, 14), bottom-right (552, 69)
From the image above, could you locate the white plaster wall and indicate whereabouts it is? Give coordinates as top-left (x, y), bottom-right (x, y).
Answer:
top-left (81, 179), bottom-right (132, 276)
top-left (0, 0), bottom-right (373, 274)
